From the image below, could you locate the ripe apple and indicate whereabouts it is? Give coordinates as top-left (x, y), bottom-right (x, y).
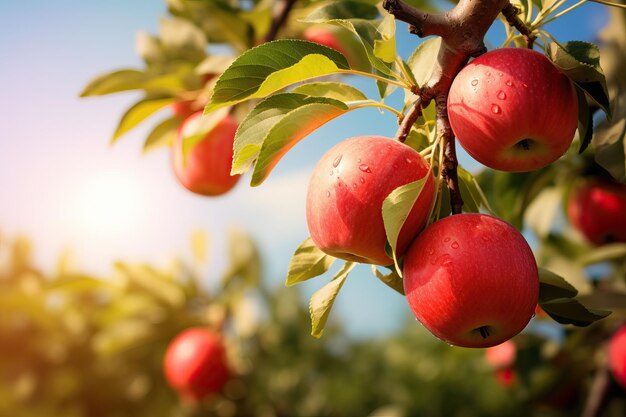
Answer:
top-left (171, 100), bottom-right (196, 120)
top-left (447, 48), bottom-right (578, 172)
top-left (609, 325), bottom-right (626, 389)
top-left (306, 136), bottom-right (436, 266)
top-left (164, 328), bottom-right (230, 402)
top-left (485, 340), bottom-right (517, 369)
top-left (567, 178), bottom-right (626, 245)
top-left (172, 111), bottom-right (240, 196)
top-left (403, 213), bottom-right (539, 348)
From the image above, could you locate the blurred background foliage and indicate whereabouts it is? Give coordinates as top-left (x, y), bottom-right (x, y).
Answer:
top-left (1, 228), bottom-right (625, 417)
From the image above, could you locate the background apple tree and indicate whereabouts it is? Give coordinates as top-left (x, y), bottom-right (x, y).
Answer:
top-left (4, 0), bottom-right (626, 416)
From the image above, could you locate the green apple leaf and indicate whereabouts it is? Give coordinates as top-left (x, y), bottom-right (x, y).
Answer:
top-left (231, 93), bottom-right (354, 185)
top-left (205, 40), bottom-right (349, 113)
top-left (221, 228), bottom-right (262, 288)
top-left (373, 14), bottom-right (397, 64)
top-left (594, 116), bottom-right (626, 183)
top-left (159, 17), bottom-right (207, 63)
top-left (291, 82), bottom-right (368, 101)
top-left (179, 107), bottom-right (231, 166)
top-left (539, 297), bottom-right (611, 326)
top-left (407, 37), bottom-right (441, 87)
top-left (80, 69), bottom-right (150, 97)
top-left (240, 0), bottom-right (273, 42)
top-left (114, 262), bottom-right (186, 308)
top-left (371, 265), bottom-right (404, 295)
top-left (382, 176), bottom-right (430, 275)
top-left (111, 95), bottom-right (176, 144)
top-left (457, 166), bottom-right (494, 214)
top-left (538, 267), bottom-right (578, 303)
top-left (286, 237), bottom-right (336, 286)
top-left (578, 243), bottom-right (626, 266)
top-left (524, 187), bottom-right (562, 238)
top-left (142, 116), bottom-right (180, 153)
top-left (576, 86), bottom-right (594, 154)
top-left (195, 55), bottom-right (236, 76)
top-left (548, 41), bottom-right (611, 118)
top-left (310, 261), bottom-right (356, 338)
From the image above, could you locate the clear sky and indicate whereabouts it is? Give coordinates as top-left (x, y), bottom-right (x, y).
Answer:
top-left (0, 1), bottom-right (608, 339)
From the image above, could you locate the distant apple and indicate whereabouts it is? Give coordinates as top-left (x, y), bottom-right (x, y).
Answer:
top-left (306, 136), bottom-right (436, 266)
top-left (164, 328), bottom-right (230, 402)
top-left (485, 340), bottom-right (517, 369)
top-left (609, 324), bottom-right (626, 389)
top-left (447, 48), bottom-right (578, 172)
top-left (172, 111), bottom-right (240, 196)
top-left (567, 178), bottom-right (626, 245)
top-left (403, 213), bottom-right (539, 348)
top-left (171, 100), bottom-right (196, 120)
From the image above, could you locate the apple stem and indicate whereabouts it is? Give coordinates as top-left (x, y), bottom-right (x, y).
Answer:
top-left (479, 326), bottom-right (490, 339)
top-left (502, 4), bottom-right (537, 49)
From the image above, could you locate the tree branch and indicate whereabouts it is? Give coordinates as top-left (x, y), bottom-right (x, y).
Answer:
top-left (436, 94), bottom-right (463, 214)
top-left (582, 359), bottom-right (611, 417)
top-left (264, 0), bottom-right (298, 43)
top-left (501, 3), bottom-right (537, 48)
top-left (396, 97), bottom-right (428, 143)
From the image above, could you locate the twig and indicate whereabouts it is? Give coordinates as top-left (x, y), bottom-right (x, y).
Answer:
top-left (436, 95), bottom-right (463, 214)
top-left (264, 0), bottom-right (298, 43)
top-left (395, 96), bottom-right (427, 143)
top-left (502, 3), bottom-right (537, 49)
top-left (582, 359), bottom-right (612, 417)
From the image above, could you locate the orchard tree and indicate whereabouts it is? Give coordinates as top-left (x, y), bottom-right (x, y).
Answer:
top-left (81, 0), bottom-right (626, 415)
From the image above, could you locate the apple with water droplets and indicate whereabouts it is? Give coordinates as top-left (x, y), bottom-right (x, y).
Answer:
top-left (172, 111), bottom-right (240, 196)
top-left (306, 136), bottom-right (436, 266)
top-left (567, 178), bottom-right (626, 245)
top-left (447, 48), bottom-right (578, 172)
top-left (403, 213), bottom-right (539, 348)
top-left (164, 328), bottom-right (230, 402)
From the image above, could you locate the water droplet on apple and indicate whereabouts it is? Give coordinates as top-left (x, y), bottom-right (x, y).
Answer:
top-left (405, 158), bottom-right (413, 164)
top-left (359, 164), bottom-right (371, 173)
top-left (326, 191), bottom-right (331, 198)
top-left (359, 177), bottom-right (365, 184)
top-left (441, 255), bottom-right (453, 266)
top-left (506, 80), bottom-right (514, 87)
top-left (481, 235), bottom-right (490, 242)
top-left (531, 312), bottom-right (536, 319)
top-left (444, 237), bottom-right (451, 242)
top-left (428, 248), bottom-right (435, 255)
top-left (451, 241), bottom-right (459, 249)
top-left (486, 71), bottom-right (491, 76)
top-left (498, 72), bottom-right (503, 77)
top-left (357, 158), bottom-right (362, 163)
top-left (332, 154), bottom-right (342, 168)
top-left (491, 104), bottom-right (501, 114)
top-left (471, 79), bottom-right (478, 86)
top-left (393, 163), bottom-right (399, 169)
top-left (522, 82), bottom-right (528, 88)
top-left (352, 183), bottom-right (357, 189)
top-left (497, 91), bottom-right (507, 100)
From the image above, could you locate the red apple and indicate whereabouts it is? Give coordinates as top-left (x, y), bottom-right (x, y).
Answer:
top-left (306, 136), bottom-right (436, 266)
top-left (164, 328), bottom-right (230, 402)
top-left (403, 213), bottom-right (539, 348)
top-left (485, 340), bottom-right (516, 369)
top-left (609, 325), bottom-right (626, 389)
top-left (447, 48), bottom-right (578, 172)
top-left (303, 26), bottom-right (348, 56)
top-left (567, 178), bottom-right (626, 245)
top-left (172, 111), bottom-right (240, 196)
top-left (495, 368), bottom-right (516, 388)
top-left (171, 100), bottom-right (196, 120)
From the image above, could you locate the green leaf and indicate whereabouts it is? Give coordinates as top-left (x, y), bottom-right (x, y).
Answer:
top-left (191, 230), bottom-right (208, 266)
top-left (371, 265), bottom-right (404, 295)
top-left (205, 40), bottom-right (349, 113)
top-left (594, 116), bottom-right (626, 183)
top-left (382, 176), bottom-right (429, 275)
top-left (142, 116), bottom-right (180, 153)
top-left (159, 17), bottom-right (207, 62)
top-left (286, 237), bottom-right (336, 286)
top-left (578, 243), bottom-right (626, 266)
top-left (373, 14), bottom-right (396, 64)
top-left (240, 0), bottom-right (273, 41)
top-left (538, 267), bottom-right (578, 303)
top-left (576, 86), bottom-right (594, 154)
top-left (291, 82), bottom-right (368, 102)
top-left (524, 187), bottom-right (562, 238)
top-left (221, 227), bottom-right (262, 288)
top-left (195, 55), bottom-right (236, 76)
top-left (80, 70), bottom-right (150, 97)
top-left (114, 263), bottom-right (186, 308)
top-left (111, 95), bottom-right (175, 143)
top-left (457, 166), bottom-right (493, 214)
top-left (540, 297), bottom-right (610, 326)
top-left (548, 41), bottom-right (611, 118)
top-left (231, 93), bottom-right (351, 184)
top-left (407, 37), bottom-right (441, 87)
top-left (310, 262), bottom-right (356, 338)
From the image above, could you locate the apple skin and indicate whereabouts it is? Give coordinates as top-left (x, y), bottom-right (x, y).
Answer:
top-left (171, 100), bottom-right (196, 120)
top-left (567, 178), bottom-right (626, 245)
top-left (485, 340), bottom-right (517, 369)
top-left (447, 48), bottom-right (578, 172)
top-left (306, 136), bottom-right (436, 266)
top-left (609, 325), bottom-right (626, 389)
top-left (403, 213), bottom-right (539, 348)
top-left (172, 111), bottom-right (240, 196)
top-left (163, 328), bottom-right (230, 402)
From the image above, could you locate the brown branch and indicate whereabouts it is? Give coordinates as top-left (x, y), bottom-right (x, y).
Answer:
top-left (396, 96), bottom-right (428, 143)
top-left (264, 0), bottom-right (298, 43)
top-left (582, 358), bottom-right (612, 417)
top-left (436, 94), bottom-right (463, 214)
top-left (502, 3), bottom-right (537, 49)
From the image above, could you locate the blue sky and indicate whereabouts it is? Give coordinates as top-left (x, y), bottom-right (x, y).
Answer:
top-left (0, 1), bottom-right (609, 339)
